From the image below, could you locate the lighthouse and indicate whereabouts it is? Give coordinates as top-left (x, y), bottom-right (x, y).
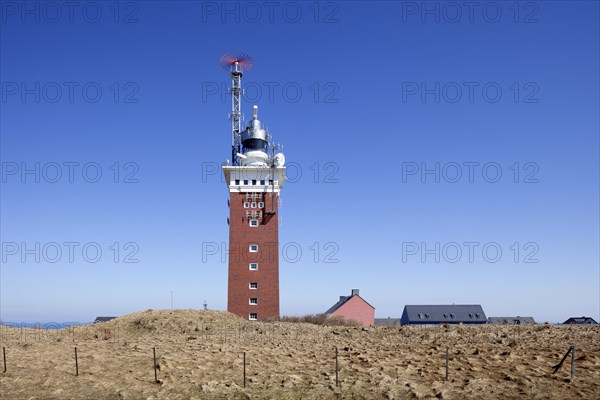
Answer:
top-left (220, 53), bottom-right (286, 321)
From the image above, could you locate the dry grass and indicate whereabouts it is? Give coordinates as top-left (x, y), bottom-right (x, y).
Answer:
top-left (1, 309), bottom-right (599, 399)
top-left (267, 314), bottom-right (362, 327)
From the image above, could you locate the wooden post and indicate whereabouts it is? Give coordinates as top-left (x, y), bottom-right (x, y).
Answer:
top-left (445, 346), bottom-right (449, 381)
top-left (153, 347), bottom-right (158, 383)
top-left (243, 352), bottom-right (246, 388)
top-left (3, 347), bottom-right (6, 373)
top-left (75, 347), bottom-right (79, 376)
top-left (335, 347), bottom-right (339, 387)
top-left (570, 345), bottom-right (575, 383)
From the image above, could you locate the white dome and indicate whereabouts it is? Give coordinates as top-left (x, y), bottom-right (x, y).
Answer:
top-left (241, 150), bottom-right (269, 166)
top-left (274, 153), bottom-right (285, 167)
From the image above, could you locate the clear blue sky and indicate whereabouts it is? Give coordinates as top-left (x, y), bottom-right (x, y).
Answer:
top-left (1, 1), bottom-right (598, 323)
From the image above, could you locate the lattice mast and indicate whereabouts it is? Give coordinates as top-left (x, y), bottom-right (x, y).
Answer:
top-left (219, 52), bottom-right (254, 166)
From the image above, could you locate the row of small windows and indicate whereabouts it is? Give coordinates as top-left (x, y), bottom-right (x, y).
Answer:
top-left (234, 179), bottom-right (274, 186)
top-left (249, 282), bottom-right (258, 289)
top-left (244, 202), bottom-right (264, 209)
top-left (249, 313), bottom-right (258, 320)
top-left (417, 313), bottom-right (481, 319)
top-left (249, 262), bottom-right (258, 270)
top-left (249, 244), bottom-right (258, 252)
top-left (249, 220), bottom-right (259, 227)
top-left (249, 298), bottom-right (258, 305)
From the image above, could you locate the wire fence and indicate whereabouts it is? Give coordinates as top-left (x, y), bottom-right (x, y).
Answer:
top-left (0, 341), bottom-right (581, 389)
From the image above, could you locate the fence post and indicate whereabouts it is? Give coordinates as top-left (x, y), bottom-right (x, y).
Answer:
top-left (445, 346), bottom-right (449, 381)
top-left (153, 347), bottom-right (158, 383)
top-left (335, 347), bottom-right (339, 387)
top-left (570, 345), bottom-right (575, 383)
top-left (3, 347), bottom-right (6, 373)
top-left (75, 347), bottom-right (79, 376)
top-left (243, 352), bottom-right (246, 388)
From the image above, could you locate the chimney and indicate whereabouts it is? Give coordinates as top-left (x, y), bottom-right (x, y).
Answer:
top-left (351, 289), bottom-right (359, 296)
top-left (339, 296), bottom-right (345, 301)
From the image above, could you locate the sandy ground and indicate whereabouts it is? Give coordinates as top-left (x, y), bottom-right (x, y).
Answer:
top-left (1, 309), bottom-right (599, 399)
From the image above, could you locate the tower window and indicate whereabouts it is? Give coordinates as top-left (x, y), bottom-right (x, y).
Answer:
top-left (252, 180), bottom-right (257, 185)
top-left (258, 202), bottom-right (264, 208)
top-left (235, 179), bottom-right (240, 185)
top-left (249, 244), bottom-right (258, 252)
top-left (244, 202), bottom-right (249, 208)
top-left (249, 298), bottom-right (258, 305)
top-left (249, 219), bottom-right (259, 227)
top-left (243, 180), bottom-right (249, 185)
top-left (249, 282), bottom-right (258, 289)
top-left (269, 180), bottom-right (273, 185)
top-left (249, 263), bottom-right (258, 270)
top-left (249, 313), bottom-right (258, 320)
top-left (251, 202), bottom-right (257, 208)
top-left (260, 180), bottom-right (265, 185)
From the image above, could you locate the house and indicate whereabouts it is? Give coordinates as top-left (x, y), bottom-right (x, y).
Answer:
top-left (375, 318), bottom-right (402, 327)
top-left (94, 316), bottom-right (117, 323)
top-left (562, 316), bottom-right (598, 325)
top-left (488, 316), bottom-right (535, 325)
top-left (324, 289), bottom-right (375, 326)
top-left (400, 305), bottom-right (487, 325)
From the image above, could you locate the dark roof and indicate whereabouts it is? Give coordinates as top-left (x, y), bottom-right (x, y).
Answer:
top-left (375, 318), bottom-right (401, 327)
top-left (401, 305), bottom-right (487, 325)
top-left (488, 317), bottom-right (536, 325)
top-left (324, 293), bottom-right (374, 315)
top-left (94, 316), bottom-right (117, 323)
top-left (562, 317), bottom-right (598, 325)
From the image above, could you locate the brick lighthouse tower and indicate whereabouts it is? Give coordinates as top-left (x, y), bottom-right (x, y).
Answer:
top-left (220, 53), bottom-right (286, 321)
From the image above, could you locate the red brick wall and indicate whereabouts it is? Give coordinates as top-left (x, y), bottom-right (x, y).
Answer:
top-left (331, 296), bottom-right (375, 326)
top-left (228, 191), bottom-right (279, 321)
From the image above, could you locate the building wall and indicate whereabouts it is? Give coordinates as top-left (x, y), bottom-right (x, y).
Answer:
top-left (375, 318), bottom-right (401, 327)
top-left (228, 191), bottom-right (279, 321)
top-left (331, 296), bottom-right (374, 326)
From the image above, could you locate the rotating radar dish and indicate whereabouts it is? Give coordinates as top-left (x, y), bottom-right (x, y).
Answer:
top-left (219, 52), bottom-right (254, 71)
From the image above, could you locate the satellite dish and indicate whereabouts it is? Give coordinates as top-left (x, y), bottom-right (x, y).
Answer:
top-left (274, 153), bottom-right (285, 167)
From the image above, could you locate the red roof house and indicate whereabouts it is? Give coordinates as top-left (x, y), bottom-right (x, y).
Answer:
top-left (324, 289), bottom-right (375, 326)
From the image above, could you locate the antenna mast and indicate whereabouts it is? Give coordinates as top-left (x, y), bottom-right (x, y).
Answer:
top-left (219, 52), bottom-right (254, 166)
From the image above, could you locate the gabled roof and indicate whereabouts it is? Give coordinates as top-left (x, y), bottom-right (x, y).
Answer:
top-left (324, 293), bottom-right (374, 315)
top-left (563, 316), bottom-right (598, 325)
top-left (401, 305), bottom-right (487, 324)
top-left (94, 316), bottom-right (117, 323)
top-left (488, 317), bottom-right (535, 324)
top-left (325, 296), bottom-right (350, 315)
